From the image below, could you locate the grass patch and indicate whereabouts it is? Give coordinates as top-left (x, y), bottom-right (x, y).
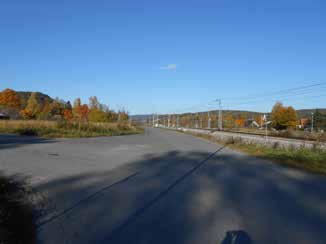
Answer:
top-left (0, 120), bottom-right (143, 138)
top-left (229, 143), bottom-right (326, 175)
top-left (0, 175), bottom-right (35, 244)
top-left (180, 129), bottom-right (326, 175)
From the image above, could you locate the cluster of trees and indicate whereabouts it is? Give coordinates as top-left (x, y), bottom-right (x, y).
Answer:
top-left (153, 102), bottom-right (325, 131)
top-left (0, 88), bottom-right (128, 123)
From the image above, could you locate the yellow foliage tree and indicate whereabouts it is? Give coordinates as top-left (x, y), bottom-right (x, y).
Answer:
top-left (20, 92), bottom-right (40, 119)
top-left (270, 102), bottom-right (298, 130)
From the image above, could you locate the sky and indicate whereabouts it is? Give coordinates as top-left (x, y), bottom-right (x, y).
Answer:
top-left (1, 0), bottom-right (326, 114)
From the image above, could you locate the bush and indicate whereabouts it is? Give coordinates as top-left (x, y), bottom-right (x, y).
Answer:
top-left (17, 128), bottom-right (39, 136)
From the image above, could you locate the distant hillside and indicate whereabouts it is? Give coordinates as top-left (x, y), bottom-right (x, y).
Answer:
top-left (297, 109), bottom-right (326, 118)
top-left (17, 91), bottom-right (53, 108)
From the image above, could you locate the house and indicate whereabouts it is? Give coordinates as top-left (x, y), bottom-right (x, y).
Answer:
top-left (0, 113), bottom-right (9, 120)
top-left (300, 118), bottom-right (309, 129)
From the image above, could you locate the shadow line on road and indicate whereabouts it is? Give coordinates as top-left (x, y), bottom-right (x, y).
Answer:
top-left (36, 171), bottom-right (140, 230)
top-left (106, 146), bottom-right (226, 242)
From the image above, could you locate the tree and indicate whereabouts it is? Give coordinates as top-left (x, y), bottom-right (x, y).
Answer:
top-left (63, 109), bottom-right (73, 121)
top-left (37, 101), bottom-right (51, 120)
top-left (89, 109), bottom-right (108, 122)
top-left (270, 102), bottom-right (298, 130)
top-left (73, 98), bottom-right (81, 118)
top-left (76, 104), bottom-right (89, 123)
top-left (89, 96), bottom-right (100, 110)
top-left (118, 110), bottom-right (129, 122)
top-left (65, 101), bottom-right (72, 111)
top-left (49, 99), bottom-right (65, 118)
top-left (314, 109), bottom-right (326, 130)
top-left (20, 92), bottom-right (40, 119)
top-left (0, 88), bottom-right (21, 109)
top-left (88, 96), bottom-right (108, 122)
top-left (235, 118), bottom-right (245, 127)
top-left (223, 114), bottom-right (235, 128)
top-left (73, 98), bottom-right (81, 109)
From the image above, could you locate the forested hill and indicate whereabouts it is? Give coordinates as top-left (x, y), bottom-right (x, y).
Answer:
top-left (17, 91), bottom-right (53, 108)
top-left (297, 109), bottom-right (326, 118)
top-left (132, 108), bottom-right (326, 122)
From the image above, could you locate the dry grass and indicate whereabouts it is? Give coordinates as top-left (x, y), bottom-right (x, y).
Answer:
top-left (0, 120), bottom-right (143, 138)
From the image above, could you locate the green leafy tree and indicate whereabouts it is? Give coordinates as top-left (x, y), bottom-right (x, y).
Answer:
top-left (65, 101), bottom-right (72, 111)
top-left (314, 109), bottom-right (326, 130)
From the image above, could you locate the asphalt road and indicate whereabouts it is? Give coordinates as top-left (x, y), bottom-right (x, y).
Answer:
top-left (1, 128), bottom-right (326, 244)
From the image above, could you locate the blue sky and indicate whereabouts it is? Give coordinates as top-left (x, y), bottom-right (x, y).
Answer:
top-left (1, 0), bottom-right (326, 114)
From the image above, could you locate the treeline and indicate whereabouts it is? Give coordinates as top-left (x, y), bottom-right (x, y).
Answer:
top-left (0, 88), bottom-right (128, 123)
top-left (153, 102), bottom-right (326, 131)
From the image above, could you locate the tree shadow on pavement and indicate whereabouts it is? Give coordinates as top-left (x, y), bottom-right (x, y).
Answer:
top-left (0, 172), bottom-right (36, 244)
top-left (31, 149), bottom-right (326, 244)
top-left (0, 134), bottom-right (54, 150)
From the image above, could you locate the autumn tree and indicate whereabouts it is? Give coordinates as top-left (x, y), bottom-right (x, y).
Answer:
top-left (49, 99), bottom-right (65, 119)
top-left (88, 96), bottom-right (108, 122)
top-left (118, 109), bottom-right (129, 122)
top-left (235, 118), bottom-right (245, 127)
top-left (0, 88), bottom-right (21, 109)
top-left (76, 104), bottom-right (89, 123)
top-left (73, 98), bottom-right (81, 118)
top-left (89, 96), bottom-right (100, 110)
top-left (270, 102), bottom-right (298, 130)
top-left (37, 101), bottom-right (52, 120)
top-left (63, 109), bottom-right (73, 121)
top-left (223, 114), bottom-right (235, 128)
top-left (20, 92), bottom-right (40, 119)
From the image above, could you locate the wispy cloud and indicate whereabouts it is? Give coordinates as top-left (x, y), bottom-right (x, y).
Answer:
top-left (160, 64), bottom-right (178, 71)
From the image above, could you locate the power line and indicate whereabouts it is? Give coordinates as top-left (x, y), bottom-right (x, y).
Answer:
top-left (220, 81), bottom-right (326, 102)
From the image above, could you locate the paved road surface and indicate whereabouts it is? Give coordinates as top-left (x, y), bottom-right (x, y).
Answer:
top-left (0, 128), bottom-right (326, 244)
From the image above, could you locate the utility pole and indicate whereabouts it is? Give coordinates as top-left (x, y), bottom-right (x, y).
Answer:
top-left (217, 99), bottom-right (223, 131)
top-left (208, 111), bottom-right (211, 129)
top-left (168, 114), bottom-right (171, 128)
top-left (195, 113), bottom-right (199, 128)
top-left (264, 114), bottom-right (268, 142)
top-left (311, 112), bottom-right (314, 133)
top-left (177, 115), bottom-right (179, 128)
top-left (152, 114), bottom-right (155, 127)
top-left (157, 114), bottom-right (159, 127)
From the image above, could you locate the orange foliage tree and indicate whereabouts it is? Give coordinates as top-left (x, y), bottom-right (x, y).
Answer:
top-left (235, 118), bottom-right (245, 127)
top-left (0, 88), bottom-right (21, 109)
top-left (63, 109), bottom-right (73, 121)
top-left (76, 104), bottom-right (89, 123)
top-left (270, 102), bottom-right (298, 130)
